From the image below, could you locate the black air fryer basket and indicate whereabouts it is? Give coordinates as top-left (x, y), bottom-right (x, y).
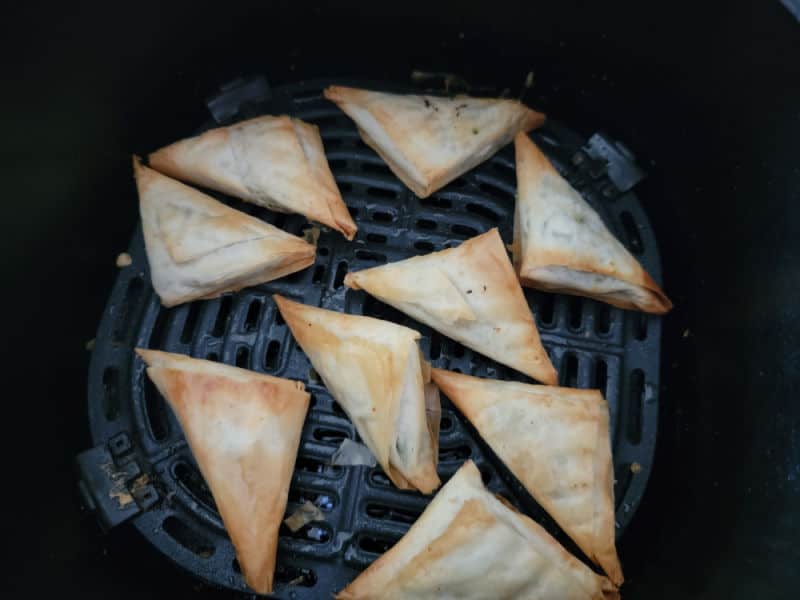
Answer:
top-left (77, 78), bottom-right (666, 598)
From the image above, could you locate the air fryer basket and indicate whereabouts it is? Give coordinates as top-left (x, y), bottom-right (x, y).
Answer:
top-left (78, 78), bottom-right (665, 597)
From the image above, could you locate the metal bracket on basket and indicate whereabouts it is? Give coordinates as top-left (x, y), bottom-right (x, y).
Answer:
top-left (75, 432), bottom-right (159, 531)
top-left (582, 132), bottom-right (646, 193)
top-left (206, 75), bottom-right (272, 124)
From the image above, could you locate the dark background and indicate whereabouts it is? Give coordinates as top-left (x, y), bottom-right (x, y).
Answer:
top-left (2, 1), bottom-right (798, 598)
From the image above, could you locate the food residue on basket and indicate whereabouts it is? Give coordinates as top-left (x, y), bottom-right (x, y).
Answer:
top-left (302, 225), bottom-right (321, 246)
top-left (284, 500), bottom-right (326, 532)
top-left (116, 252), bottom-right (132, 268)
top-left (331, 438), bottom-right (377, 467)
top-left (630, 462), bottom-right (642, 474)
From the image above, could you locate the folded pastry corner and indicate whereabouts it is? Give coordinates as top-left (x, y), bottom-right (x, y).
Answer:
top-left (273, 295), bottom-right (440, 494)
top-left (324, 85), bottom-right (544, 198)
top-left (513, 132), bottom-right (672, 314)
top-left (337, 460), bottom-right (618, 600)
top-left (148, 115), bottom-right (357, 239)
top-left (133, 157), bottom-right (315, 307)
top-left (135, 349), bottom-right (310, 595)
top-left (344, 228), bottom-right (557, 384)
top-left (431, 368), bottom-right (624, 587)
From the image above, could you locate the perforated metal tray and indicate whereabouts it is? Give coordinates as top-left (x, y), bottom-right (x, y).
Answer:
top-left (81, 78), bottom-right (664, 598)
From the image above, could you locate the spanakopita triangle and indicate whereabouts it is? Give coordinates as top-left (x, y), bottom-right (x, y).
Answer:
top-left (431, 368), bottom-right (624, 586)
top-left (344, 228), bottom-right (557, 384)
top-left (134, 158), bottom-right (315, 307)
top-left (337, 460), bottom-right (618, 600)
top-left (273, 295), bottom-right (440, 494)
top-left (513, 132), bottom-right (671, 314)
top-left (148, 115), bottom-right (357, 239)
top-left (324, 85), bottom-right (545, 197)
top-left (136, 349), bottom-right (310, 595)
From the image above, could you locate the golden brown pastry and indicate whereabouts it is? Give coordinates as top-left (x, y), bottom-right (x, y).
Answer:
top-left (148, 115), bottom-right (357, 239)
top-left (134, 158), bottom-right (315, 307)
top-left (431, 368), bottom-right (624, 586)
top-left (513, 132), bottom-right (671, 314)
top-left (337, 460), bottom-right (618, 600)
top-left (324, 85), bottom-right (544, 197)
top-left (344, 228), bottom-right (557, 384)
top-left (136, 349), bottom-right (310, 595)
top-left (273, 295), bottom-right (440, 494)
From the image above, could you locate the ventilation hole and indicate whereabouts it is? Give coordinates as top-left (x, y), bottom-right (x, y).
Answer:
top-left (149, 307), bottom-right (171, 349)
top-left (596, 303), bottom-right (612, 335)
top-left (355, 249), bottom-right (387, 264)
top-left (614, 464), bottom-right (634, 506)
top-left (313, 428), bottom-right (349, 444)
top-left (102, 367), bottom-right (119, 421)
top-left (318, 246), bottom-right (329, 256)
top-left (414, 240), bottom-right (435, 252)
top-left (334, 261), bottom-right (348, 288)
top-left (450, 341), bottom-right (466, 359)
top-left (205, 352), bottom-right (219, 362)
top-left (358, 535), bottom-right (398, 555)
top-left (284, 267), bottom-right (308, 284)
top-left (312, 265), bottom-right (326, 284)
top-left (288, 489), bottom-right (336, 510)
top-left (162, 516), bottom-right (214, 558)
top-left (450, 223), bottom-right (478, 237)
top-left (366, 232), bottom-right (387, 244)
top-left (369, 469), bottom-right (392, 487)
top-left (179, 303), bottom-right (200, 344)
top-left (275, 565), bottom-right (317, 587)
top-left (491, 160), bottom-right (513, 174)
top-left (416, 218), bottom-right (436, 231)
top-left (367, 186), bottom-right (397, 198)
top-left (308, 366), bottom-right (322, 385)
top-left (634, 312), bottom-right (648, 340)
top-left (620, 211), bottom-right (644, 254)
top-left (295, 455), bottom-right (342, 476)
top-left (323, 137), bottom-right (344, 148)
top-left (561, 353), bottom-right (579, 387)
top-left (292, 89), bottom-right (323, 103)
top-left (144, 375), bottom-right (170, 442)
top-left (568, 296), bottom-right (584, 331)
top-left (311, 115), bottom-right (340, 129)
top-left (439, 445), bottom-right (472, 462)
top-left (372, 210), bottom-right (394, 222)
top-left (420, 196), bottom-right (452, 209)
top-left (282, 522), bottom-right (332, 543)
top-left (264, 340), bottom-right (280, 371)
top-left (594, 359), bottom-right (609, 396)
top-left (466, 202), bottom-right (501, 223)
top-left (113, 277), bottom-right (144, 342)
top-left (308, 393), bottom-right (318, 408)
top-left (331, 401), bottom-right (347, 417)
top-left (243, 299), bottom-right (262, 332)
top-left (231, 558), bottom-right (241, 574)
top-left (365, 503), bottom-right (422, 524)
top-left (451, 176), bottom-right (471, 188)
top-left (439, 416), bottom-right (453, 432)
top-left (271, 213), bottom-right (288, 230)
top-left (360, 162), bottom-right (393, 176)
top-left (275, 308), bottom-right (285, 326)
top-left (429, 332), bottom-right (441, 360)
top-left (347, 205), bottom-right (359, 217)
top-left (173, 461), bottom-right (216, 510)
top-left (627, 369), bottom-right (645, 444)
top-left (211, 296), bottom-right (232, 337)
top-left (338, 182), bottom-right (353, 193)
top-left (478, 181), bottom-right (514, 201)
top-left (362, 295), bottom-right (407, 322)
top-left (480, 468), bottom-right (493, 485)
top-left (235, 347), bottom-right (250, 368)
top-left (537, 294), bottom-right (555, 327)
top-left (329, 159), bottom-right (347, 170)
